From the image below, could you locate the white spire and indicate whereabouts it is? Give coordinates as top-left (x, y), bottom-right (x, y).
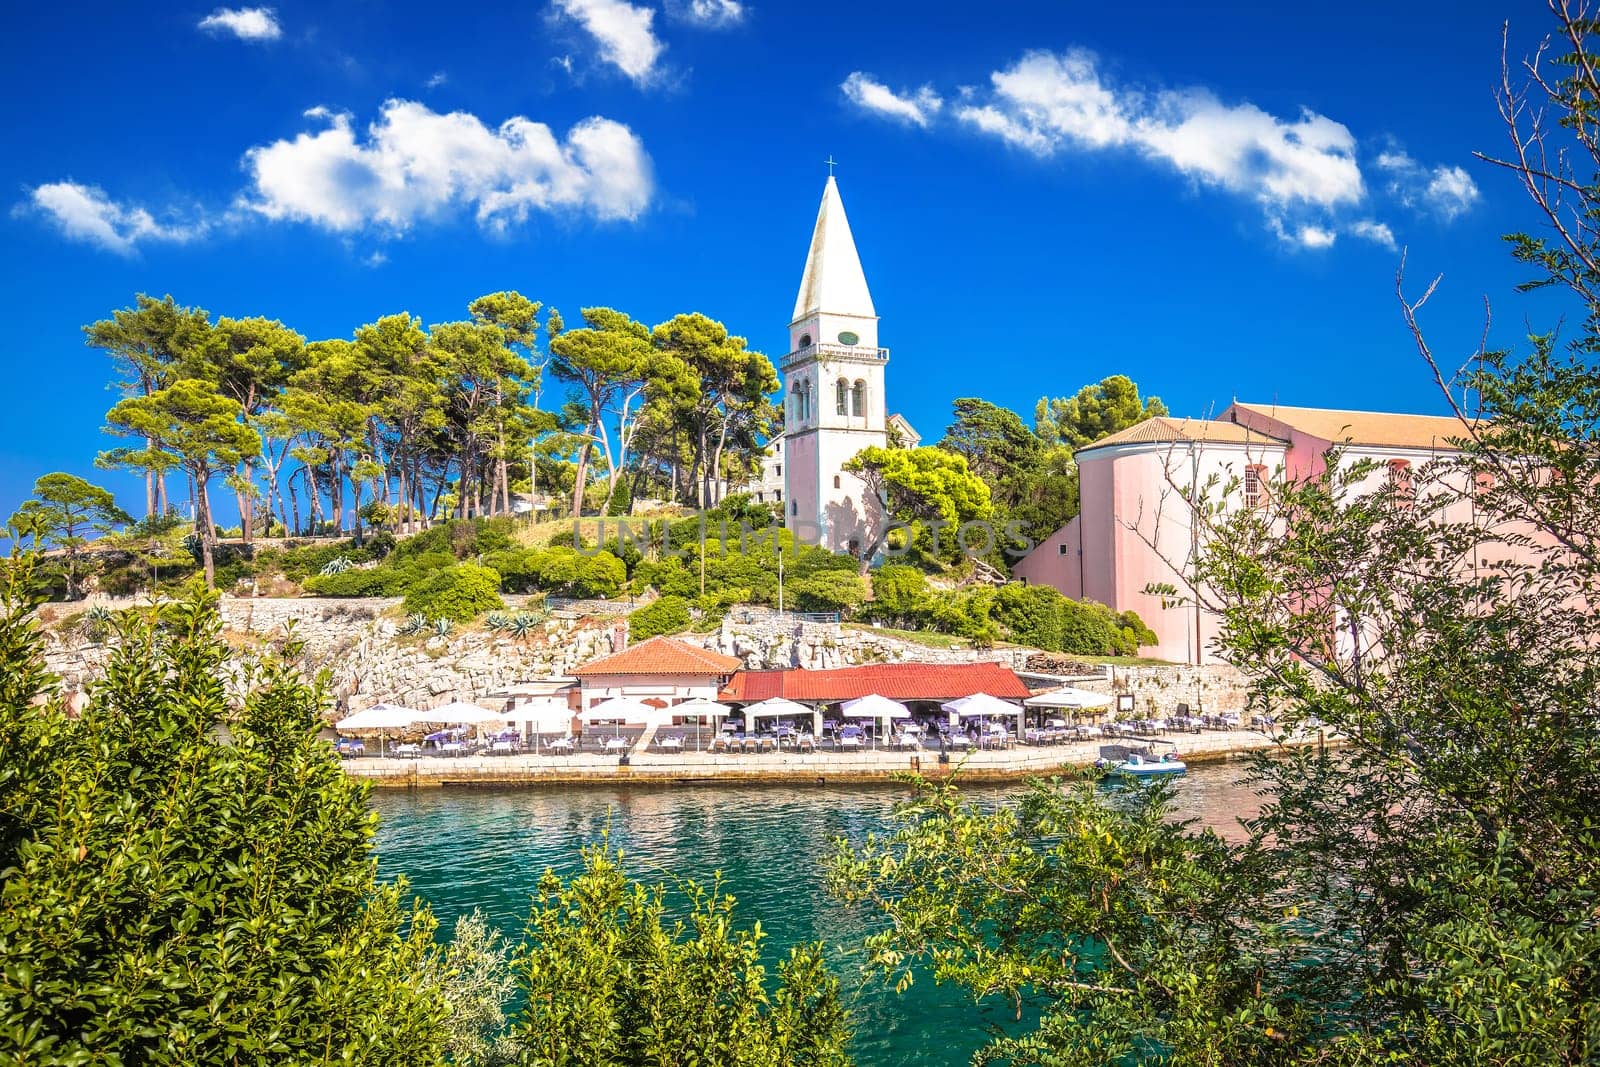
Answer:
top-left (792, 176), bottom-right (876, 323)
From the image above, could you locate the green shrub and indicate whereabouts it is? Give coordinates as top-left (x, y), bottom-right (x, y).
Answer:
top-left (510, 845), bottom-right (852, 1064)
top-left (788, 571), bottom-right (867, 615)
top-left (630, 595), bottom-right (692, 640)
top-left (870, 565), bottom-right (931, 623)
top-left (402, 563), bottom-right (504, 622)
top-left (0, 578), bottom-right (451, 1063)
top-left (305, 566), bottom-right (414, 597)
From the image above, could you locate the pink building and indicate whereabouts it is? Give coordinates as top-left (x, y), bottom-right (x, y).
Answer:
top-left (1012, 403), bottom-right (1477, 664)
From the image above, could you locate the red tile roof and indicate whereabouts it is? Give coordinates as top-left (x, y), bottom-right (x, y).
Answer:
top-left (719, 661), bottom-right (1032, 703)
top-left (572, 636), bottom-right (742, 677)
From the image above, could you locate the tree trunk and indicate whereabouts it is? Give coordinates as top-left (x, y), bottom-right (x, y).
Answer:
top-left (572, 441), bottom-right (591, 518)
top-left (196, 473), bottom-right (216, 588)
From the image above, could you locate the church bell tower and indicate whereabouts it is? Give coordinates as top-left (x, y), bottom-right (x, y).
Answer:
top-left (781, 175), bottom-right (889, 553)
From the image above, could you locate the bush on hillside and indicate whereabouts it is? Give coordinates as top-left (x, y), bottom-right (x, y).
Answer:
top-left (304, 567), bottom-right (414, 597)
top-left (788, 571), bottom-right (868, 615)
top-left (402, 562), bottom-right (504, 622)
top-left (869, 565), bottom-right (931, 624)
top-left (485, 547), bottom-right (626, 599)
top-left (630, 595), bottom-right (692, 640)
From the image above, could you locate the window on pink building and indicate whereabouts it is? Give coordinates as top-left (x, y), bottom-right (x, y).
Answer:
top-left (1243, 465), bottom-right (1268, 508)
top-left (1388, 459), bottom-right (1414, 508)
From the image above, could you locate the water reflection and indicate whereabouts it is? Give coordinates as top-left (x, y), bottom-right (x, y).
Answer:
top-left (372, 759), bottom-right (1261, 1065)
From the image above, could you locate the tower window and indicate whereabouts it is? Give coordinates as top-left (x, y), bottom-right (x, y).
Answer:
top-left (833, 475), bottom-right (841, 489)
top-left (851, 380), bottom-right (866, 417)
top-left (799, 333), bottom-right (812, 348)
top-left (791, 501), bottom-right (797, 516)
top-left (836, 378), bottom-right (848, 415)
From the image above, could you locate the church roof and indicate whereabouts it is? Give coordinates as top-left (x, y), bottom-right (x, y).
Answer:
top-left (1227, 403), bottom-right (1469, 450)
top-left (1077, 417), bottom-right (1287, 453)
top-left (793, 176), bottom-right (876, 322)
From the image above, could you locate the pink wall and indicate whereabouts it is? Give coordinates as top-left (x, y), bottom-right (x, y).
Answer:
top-left (1012, 517), bottom-right (1082, 597)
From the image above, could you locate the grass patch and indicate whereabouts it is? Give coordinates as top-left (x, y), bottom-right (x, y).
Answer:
top-left (842, 623), bottom-right (976, 650)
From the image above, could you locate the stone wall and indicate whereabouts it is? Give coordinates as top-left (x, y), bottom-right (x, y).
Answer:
top-left (38, 596), bottom-right (1252, 721)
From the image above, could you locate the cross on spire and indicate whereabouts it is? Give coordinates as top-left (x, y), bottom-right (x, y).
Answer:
top-left (824, 155), bottom-right (837, 176)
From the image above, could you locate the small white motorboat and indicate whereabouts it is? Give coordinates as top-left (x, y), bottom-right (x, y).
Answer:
top-left (1095, 744), bottom-right (1187, 778)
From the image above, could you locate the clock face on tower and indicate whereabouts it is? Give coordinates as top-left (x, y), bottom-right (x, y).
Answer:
top-left (837, 331), bottom-right (859, 346)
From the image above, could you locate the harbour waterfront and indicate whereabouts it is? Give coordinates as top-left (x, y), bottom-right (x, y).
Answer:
top-left (372, 759), bottom-right (1265, 1065)
top-left (349, 727), bottom-right (1314, 787)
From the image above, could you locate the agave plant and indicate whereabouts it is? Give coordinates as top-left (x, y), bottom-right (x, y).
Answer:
top-left (79, 605), bottom-right (115, 642)
top-left (509, 612), bottom-right (540, 638)
top-left (484, 611), bottom-right (512, 632)
top-left (319, 556), bottom-right (356, 576)
top-left (398, 613), bottom-right (429, 636)
top-left (432, 618), bottom-right (454, 637)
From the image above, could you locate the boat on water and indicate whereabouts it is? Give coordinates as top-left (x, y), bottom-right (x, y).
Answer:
top-left (1095, 744), bottom-right (1188, 778)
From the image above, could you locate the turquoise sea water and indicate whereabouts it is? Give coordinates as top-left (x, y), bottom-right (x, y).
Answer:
top-left (371, 761), bottom-right (1262, 1066)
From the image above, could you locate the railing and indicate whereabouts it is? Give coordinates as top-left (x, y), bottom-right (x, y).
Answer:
top-left (779, 342), bottom-right (889, 369)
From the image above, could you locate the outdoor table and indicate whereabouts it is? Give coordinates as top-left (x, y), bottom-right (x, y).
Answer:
top-left (491, 739), bottom-right (516, 754)
top-left (441, 741), bottom-right (467, 757)
top-left (658, 736), bottom-right (683, 752)
top-left (603, 737), bottom-right (629, 754)
top-left (395, 743), bottom-right (421, 758)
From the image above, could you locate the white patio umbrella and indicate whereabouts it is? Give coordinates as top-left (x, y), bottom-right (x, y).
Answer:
top-left (841, 694), bottom-right (910, 747)
top-left (335, 702), bottom-right (419, 756)
top-left (419, 700), bottom-right (504, 725)
top-left (743, 697), bottom-right (815, 750)
top-left (942, 692), bottom-right (1024, 740)
top-left (580, 696), bottom-right (657, 724)
top-left (502, 698), bottom-right (575, 750)
top-left (671, 697), bottom-right (733, 749)
top-left (1024, 686), bottom-right (1113, 709)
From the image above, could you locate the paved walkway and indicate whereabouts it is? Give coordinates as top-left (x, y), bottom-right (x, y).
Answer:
top-left (342, 728), bottom-right (1335, 788)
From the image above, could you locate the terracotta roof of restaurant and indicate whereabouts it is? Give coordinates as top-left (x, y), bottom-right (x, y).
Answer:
top-left (1076, 417), bottom-right (1287, 454)
top-left (1228, 403), bottom-right (1469, 451)
top-left (572, 636), bottom-right (742, 677)
top-left (720, 661), bottom-right (1032, 703)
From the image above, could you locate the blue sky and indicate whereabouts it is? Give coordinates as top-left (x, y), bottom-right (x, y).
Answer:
top-left (0, 0), bottom-right (1565, 515)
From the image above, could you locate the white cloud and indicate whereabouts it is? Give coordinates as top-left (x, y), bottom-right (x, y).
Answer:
top-left (678, 0), bottom-right (744, 27)
top-left (1376, 149), bottom-right (1481, 221)
top-left (426, 71), bottom-right (448, 88)
top-left (552, 0), bottom-right (663, 85)
top-left (197, 6), bottom-right (281, 42)
top-left (1423, 165), bottom-right (1480, 221)
top-left (26, 182), bottom-right (207, 255)
top-left (949, 49), bottom-right (1364, 223)
top-left (841, 73), bottom-right (942, 128)
top-left (240, 99), bottom-right (654, 232)
top-left (1295, 224), bottom-right (1336, 249)
top-left (1350, 219), bottom-right (1397, 250)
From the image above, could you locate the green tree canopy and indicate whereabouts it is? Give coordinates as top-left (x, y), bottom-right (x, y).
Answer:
top-left (104, 379), bottom-right (259, 588)
top-left (842, 446), bottom-right (993, 566)
top-left (1035, 374), bottom-right (1167, 448)
top-left (8, 473), bottom-right (129, 599)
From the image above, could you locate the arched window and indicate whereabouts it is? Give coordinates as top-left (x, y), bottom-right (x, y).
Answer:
top-left (1387, 459), bottom-right (1414, 508)
top-left (798, 333), bottom-right (812, 349)
top-left (1243, 464), bottom-right (1268, 508)
top-left (833, 475), bottom-right (841, 489)
top-left (851, 379), bottom-right (866, 417)
top-left (836, 378), bottom-right (849, 415)
top-left (789, 381), bottom-right (802, 426)
top-left (803, 380), bottom-right (813, 421)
